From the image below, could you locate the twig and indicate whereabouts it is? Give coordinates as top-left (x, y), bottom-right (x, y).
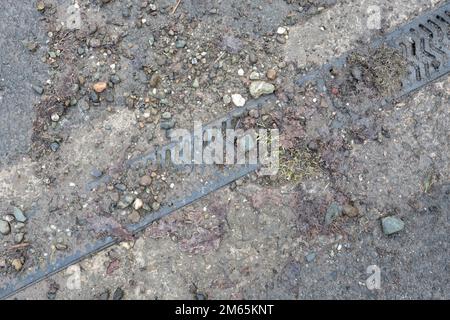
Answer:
top-left (8, 243), bottom-right (30, 250)
top-left (171, 0), bottom-right (182, 14)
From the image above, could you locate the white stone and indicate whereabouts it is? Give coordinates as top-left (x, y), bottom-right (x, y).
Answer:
top-left (231, 94), bottom-right (246, 107)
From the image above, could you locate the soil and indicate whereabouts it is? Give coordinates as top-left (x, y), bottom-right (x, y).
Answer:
top-left (0, 0), bottom-right (449, 300)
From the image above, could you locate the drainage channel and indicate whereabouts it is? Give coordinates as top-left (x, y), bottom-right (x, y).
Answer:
top-left (1, 2), bottom-right (449, 299)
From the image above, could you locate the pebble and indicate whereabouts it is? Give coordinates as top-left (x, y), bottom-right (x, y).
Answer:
top-left (249, 81), bottom-right (275, 98)
top-left (231, 94), bottom-right (246, 107)
top-left (175, 40), bottom-right (186, 49)
top-left (223, 95), bottom-right (232, 105)
top-left (249, 109), bottom-right (259, 118)
top-left (149, 73), bottom-right (161, 87)
top-left (32, 84), bottom-right (44, 95)
top-left (305, 252), bottom-right (316, 263)
top-left (266, 69), bottom-right (277, 80)
top-left (162, 112), bottom-right (172, 119)
top-left (237, 68), bottom-right (245, 76)
top-left (14, 232), bottom-right (25, 243)
top-left (249, 53), bottom-right (258, 64)
top-left (249, 71), bottom-right (260, 80)
top-left (139, 175), bottom-right (152, 186)
top-left (129, 211), bottom-right (141, 224)
top-left (152, 202), bottom-right (160, 211)
top-left (55, 243), bottom-right (68, 251)
top-left (50, 142), bottom-right (60, 152)
top-left (36, 1), bottom-right (45, 11)
top-left (113, 287), bottom-right (124, 300)
top-left (381, 216), bottom-right (405, 235)
top-left (110, 75), bottom-right (121, 84)
top-left (343, 204), bottom-right (359, 217)
top-left (13, 207), bottom-right (27, 223)
top-left (161, 119), bottom-right (175, 130)
top-left (118, 195), bottom-right (135, 209)
top-left (90, 168), bottom-right (103, 178)
top-left (11, 259), bottom-right (23, 271)
top-left (277, 27), bottom-right (287, 35)
top-left (51, 113), bottom-right (60, 122)
top-left (0, 220), bottom-right (11, 235)
top-left (133, 198), bottom-right (144, 210)
top-left (89, 91), bottom-right (99, 103)
top-left (192, 78), bottom-right (199, 88)
top-left (93, 82), bottom-right (107, 93)
top-left (324, 202), bottom-right (342, 226)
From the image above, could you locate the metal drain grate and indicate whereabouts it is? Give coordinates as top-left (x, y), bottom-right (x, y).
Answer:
top-left (296, 2), bottom-right (450, 101)
top-left (385, 3), bottom-right (450, 97)
top-left (1, 3), bottom-right (449, 300)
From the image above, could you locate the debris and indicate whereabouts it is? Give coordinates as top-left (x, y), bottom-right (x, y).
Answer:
top-left (112, 287), bottom-right (124, 300)
top-left (231, 94), bottom-right (246, 107)
top-left (266, 69), bottom-right (277, 80)
top-left (0, 220), bottom-right (11, 235)
top-left (93, 82), bottom-right (108, 93)
top-left (249, 81), bottom-right (275, 98)
top-left (325, 202), bottom-right (342, 226)
top-left (12, 207), bottom-right (27, 223)
top-left (381, 216), bottom-right (405, 235)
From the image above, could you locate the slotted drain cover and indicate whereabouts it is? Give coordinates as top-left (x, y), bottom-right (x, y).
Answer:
top-left (1, 3), bottom-right (449, 299)
top-left (297, 2), bottom-right (450, 101)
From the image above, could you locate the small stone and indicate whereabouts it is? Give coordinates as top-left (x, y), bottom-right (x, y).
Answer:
top-left (13, 207), bottom-right (27, 223)
top-left (55, 243), bottom-right (68, 251)
top-left (118, 195), bottom-right (134, 209)
top-left (149, 73), bottom-right (161, 87)
top-left (351, 66), bottom-right (363, 81)
top-left (14, 232), bottom-right (25, 244)
top-left (50, 142), bottom-right (60, 152)
top-left (249, 109), bottom-right (259, 118)
top-left (32, 85), bottom-right (44, 95)
top-left (161, 111), bottom-right (172, 120)
top-left (110, 75), bottom-right (121, 84)
top-left (249, 53), bottom-right (258, 64)
top-left (129, 211), bottom-right (141, 224)
top-left (11, 259), bottom-right (23, 271)
top-left (151, 202), bottom-right (160, 211)
top-left (90, 168), bottom-right (103, 178)
top-left (133, 198), bottom-right (144, 210)
top-left (51, 113), bottom-right (60, 122)
top-left (249, 81), bottom-right (275, 98)
top-left (237, 68), bottom-right (245, 76)
top-left (175, 40), bottom-right (186, 49)
top-left (89, 91), bottom-right (99, 103)
top-left (36, 1), bottom-right (46, 11)
top-left (305, 252), bottom-right (316, 263)
top-left (266, 69), bottom-right (277, 80)
top-left (223, 95), bottom-right (232, 105)
top-left (93, 82), bottom-right (107, 93)
top-left (114, 184), bottom-right (127, 192)
top-left (249, 71), bottom-right (260, 80)
top-left (0, 220), bottom-right (11, 235)
top-left (3, 215), bottom-right (15, 223)
top-left (276, 36), bottom-right (286, 44)
top-left (231, 94), bottom-right (246, 107)
top-left (192, 78), bottom-right (199, 88)
top-left (277, 26), bottom-right (287, 34)
top-left (139, 176), bottom-right (152, 186)
top-left (324, 202), bottom-right (342, 226)
top-left (113, 287), bottom-right (124, 300)
top-left (343, 204), bottom-right (359, 217)
top-left (381, 216), bottom-right (405, 235)
top-left (161, 119), bottom-right (175, 130)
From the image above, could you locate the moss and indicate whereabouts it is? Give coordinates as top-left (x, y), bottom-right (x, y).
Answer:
top-left (347, 45), bottom-right (408, 97)
top-left (277, 147), bottom-right (321, 184)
